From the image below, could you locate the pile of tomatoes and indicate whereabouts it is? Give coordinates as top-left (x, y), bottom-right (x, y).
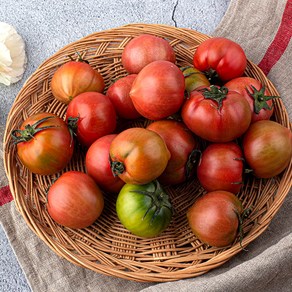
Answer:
top-left (12, 34), bottom-right (292, 247)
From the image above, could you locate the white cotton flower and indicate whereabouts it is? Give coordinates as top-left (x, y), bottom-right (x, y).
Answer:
top-left (0, 22), bottom-right (27, 86)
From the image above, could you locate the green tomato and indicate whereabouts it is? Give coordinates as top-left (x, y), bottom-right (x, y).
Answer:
top-left (116, 180), bottom-right (172, 238)
top-left (182, 66), bottom-right (210, 93)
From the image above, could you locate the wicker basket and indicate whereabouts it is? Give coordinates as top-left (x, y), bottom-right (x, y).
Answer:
top-left (3, 23), bottom-right (292, 282)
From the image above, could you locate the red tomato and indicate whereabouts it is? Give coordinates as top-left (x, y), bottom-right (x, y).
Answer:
top-left (109, 127), bottom-right (171, 185)
top-left (193, 37), bottom-right (247, 82)
top-left (66, 92), bottom-right (116, 148)
top-left (122, 34), bottom-right (176, 74)
top-left (147, 120), bottom-right (199, 185)
top-left (187, 191), bottom-right (243, 247)
top-left (181, 85), bottom-right (252, 142)
top-left (242, 120), bottom-right (292, 178)
top-left (11, 112), bottom-right (74, 175)
top-left (51, 60), bottom-right (105, 104)
top-left (47, 171), bottom-right (104, 229)
top-left (197, 142), bottom-right (244, 193)
top-left (130, 61), bottom-right (185, 120)
top-left (106, 74), bottom-right (141, 119)
top-left (224, 77), bottom-right (279, 123)
top-left (85, 134), bottom-right (125, 193)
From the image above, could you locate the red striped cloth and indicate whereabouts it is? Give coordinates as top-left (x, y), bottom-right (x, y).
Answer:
top-left (0, 185), bottom-right (13, 206)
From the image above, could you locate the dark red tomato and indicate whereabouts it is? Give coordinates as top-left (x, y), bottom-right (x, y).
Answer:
top-left (85, 134), bottom-right (125, 193)
top-left (187, 191), bottom-right (243, 247)
top-left (122, 34), bottom-right (176, 74)
top-left (11, 112), bottom-right (74, 175)
top-left (130, 61), bottom-right (185, 120)
top-left (47, 171), bottom-right (104, 229)
top-left (182, 67), bottom-right (210, 93)
top-left (197, 142), bottom-right (244, 193)
top-left (181, 85), bottom-right (252, 142)
top-left (243, 120), bottom-right (292, 178)
top-left (147, 120), bottom-right (199, 185)
top-left (51, 60), bottom-right (105, 104)
top-left (109, 127), bottom-right (171, 185)
top-left (106, 74), bottom-right (141, 119)
top-left (193, 37), bottom-right (247, 82)
top-left (66, 92), bottom-right (116, 148)
top-left (225, 77), bottom-right (279, 123)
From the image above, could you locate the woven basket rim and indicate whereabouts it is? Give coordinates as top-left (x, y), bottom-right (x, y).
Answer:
top-left (3, 23), bottom-right (292, 282)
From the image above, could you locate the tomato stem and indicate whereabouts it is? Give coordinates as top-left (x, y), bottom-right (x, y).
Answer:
top-left (109, 158), bottom-right (125, 177)
top-left (201, 85), bottom-right (228, 111)
top-left (245, 85), bottom-right (280, 114)
top-left (11, 116), bottom-right (57, 144)
top-left (236, 206), bottom-right (253, 251)
top-left (130, 180), bottom-right (172, 224)
top-left (186, 149), bottom-right (201, 180)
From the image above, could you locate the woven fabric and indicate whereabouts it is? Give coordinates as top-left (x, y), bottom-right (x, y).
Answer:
top-left (0, 0), bottom-right (291, 291)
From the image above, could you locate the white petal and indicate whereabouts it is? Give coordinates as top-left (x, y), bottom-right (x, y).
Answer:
top-left (0, 22), bottom-right (27, 85)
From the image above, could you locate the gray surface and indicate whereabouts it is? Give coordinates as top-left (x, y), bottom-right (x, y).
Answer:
top-left (0, 0), bottom-right (230, 291)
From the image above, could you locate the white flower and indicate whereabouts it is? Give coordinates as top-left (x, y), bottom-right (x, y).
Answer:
top-left (0, 22), bottom-right (27, 86)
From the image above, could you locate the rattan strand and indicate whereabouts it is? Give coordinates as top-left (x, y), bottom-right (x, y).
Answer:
top-left (3, 23), bottom-right (292, 282)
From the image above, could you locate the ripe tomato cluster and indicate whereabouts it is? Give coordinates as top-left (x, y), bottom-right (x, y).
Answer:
top-left (12, 34), bottom-right (292, 246)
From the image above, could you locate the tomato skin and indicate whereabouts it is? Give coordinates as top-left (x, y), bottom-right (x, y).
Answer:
top-left (85, 134), bottom-right (125, 193)
top-left (193, 37), bottom-right (247, 82)
top-left (225, 77), bottom-right (276, 123)
top-left (106, 74), bottom-right (141, 119)
top-left (197, 142), bottom-right (244, 193)
top-left (147, 120), bottom-right (199, 185)
top-left (109, 127), bottom-right (171, 185)
top-left (13, 112), bottom-right (74, 175)
top-left (51, 61), bottom-right (105, 104)
top-left (181, 87), bottom-right (252, 142)
top-left (242, 120), bottom-right (292, 178)
top-left (66, 92), bottom-right (116, 148)
top-left (187, 191), bottom-right (243, 247)
top-left (47, 171), bottom-right (104, 229)
top-left (130, 61), bottom-right (185, 120)
top-left (116, 181), bottom-right (172, 238)
top-left (122, 34), bottom-right (176, 74)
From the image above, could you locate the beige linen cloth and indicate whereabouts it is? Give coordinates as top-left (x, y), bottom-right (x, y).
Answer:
top-left (1, 0), bottom-right (291, 291)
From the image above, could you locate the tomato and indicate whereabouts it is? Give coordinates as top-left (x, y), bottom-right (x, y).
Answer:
top-left (224, 77), bottom-right (279, 123)
top-left (116, 180), bottom-right (172, 238)
top-left (197, 142), bottom-right (244, 193)
top-left (51, 59), bottom-right (105, 104)
top-left (66, 92), bottom-right (116, 148)
top-left (47, 171), bottom-right (104, 229)
top-left (11, 112), bottom-right (74, 175)
top-left (242, 120), bottom-right (292, 178)
top-left (187, 191), bottom-right (243, 247)
top-left (181, 85), bottom-right (252, 142)
top-left (182, 66), bottom-right (210, 93)
top-left (122, 34), bottom-right (176, 74)
top-left (85, 134), bottom-right (125, 193)
top-left (130, 61), bottom-right (185, 120)
top-left (106, 74), bottom-right (141, 119)
top-left (193, 37), bottom-right (247, 82)
top-left (109, 127), bottom-right (171, 185)
top-left (146, 120), bottom-right (199, 185)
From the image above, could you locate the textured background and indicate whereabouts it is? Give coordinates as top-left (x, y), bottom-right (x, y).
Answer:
top-left (0, 0), bottom-right (230, 291)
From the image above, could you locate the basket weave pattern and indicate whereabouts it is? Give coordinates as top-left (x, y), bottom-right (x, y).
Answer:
top-left (3, 24), bottom-right (292, 282)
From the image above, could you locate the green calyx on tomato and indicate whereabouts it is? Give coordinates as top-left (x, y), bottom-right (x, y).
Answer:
top-left (11, 116), bottom-right (57, 144)
top-left (110, 159), bottom-right (125, 177)
top-left (68, 51), bottom-right (89, 64)
top-left (131, 180), bottom-right (172, 222)
top-left (246, 85), bottom-right (280, 114)
top-left (186, 149), bottom-right (201, 180)
top-left (201, 85), bottom-right (228, 110)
